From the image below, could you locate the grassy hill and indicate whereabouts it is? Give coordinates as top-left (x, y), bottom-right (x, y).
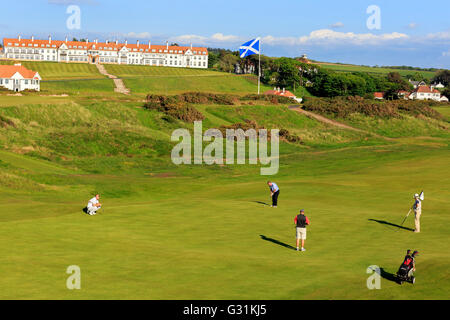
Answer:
top-left (0, 60), bottom-right (105, 80)
top-left (0, 62), bottom-right (449, 299)
top-left (0, 61), bottom-right (268, 95)
top-left (317, 62), bottom-right (437, 80)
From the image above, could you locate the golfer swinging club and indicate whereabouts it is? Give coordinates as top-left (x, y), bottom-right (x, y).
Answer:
top-left (87, 194), bottom-right (102, 215)
top-left (267, 181), bottom-right (280, 208)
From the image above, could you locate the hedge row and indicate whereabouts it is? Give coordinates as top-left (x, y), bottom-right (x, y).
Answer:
top-left (302, 96), bottom-right (443, 120)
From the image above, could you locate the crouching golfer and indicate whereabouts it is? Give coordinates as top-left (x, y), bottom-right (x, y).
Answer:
top-left (267, 181), bottom-right (280, 208)
top-left (294, 209), bottom-right (310, 251)
top-left (413, 193), bottom-right (422, 233)
top-left (87, 194), bottom-right (102, 215)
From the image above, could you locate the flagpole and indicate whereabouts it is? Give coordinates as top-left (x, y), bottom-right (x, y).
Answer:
top-left (258, 40), bottom-right (261, 95)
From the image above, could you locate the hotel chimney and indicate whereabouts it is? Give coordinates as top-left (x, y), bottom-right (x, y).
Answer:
top-left (137, 40), bottom-right (139, 47)
top-left (18, 35), bottom-right (21, 41)
top-left (166, 41), bottom-right (169, 50)
top-left (31, 35), bottom-right (34, 42)
top-left (148, 40), bottom-right (151, 48)
top-left (115, 40), bottom-right (118, 45)
top-left (48, 35), bottom-right (52, 44)
top-left (65, 36), bottom-right (68, 43)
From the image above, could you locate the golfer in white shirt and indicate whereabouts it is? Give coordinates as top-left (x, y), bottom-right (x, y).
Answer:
top-left (87, 194), bottom-right (102, 215)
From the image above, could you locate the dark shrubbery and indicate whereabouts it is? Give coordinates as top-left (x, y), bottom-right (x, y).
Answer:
top-left (0, 115), bottom-right (15, 128)
top-left (144, 94), bottom-right (205, 123)
top-left (218, 120), bottom-right (303, 144)
top-left (146, 92), bottom-right (238, 106)
top-left (241, 94), bottom-right (293, 105)
top-left (302, 96), bottom-right (443, 120)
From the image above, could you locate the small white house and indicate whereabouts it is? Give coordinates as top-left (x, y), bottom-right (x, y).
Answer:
top-left (408, 85), bottom-right (441, 101)
top-left (431, 82), bottom-right (445, 89)
top-left (0, 63), bottom-right (41, 92)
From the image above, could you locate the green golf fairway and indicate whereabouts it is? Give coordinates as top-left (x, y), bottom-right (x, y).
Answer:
top-left (0, 63), bottom-right (448, 299)
top-left (0, 140), bottom-right (448, 299)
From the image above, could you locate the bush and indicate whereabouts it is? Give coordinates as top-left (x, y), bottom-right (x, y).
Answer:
top-left (241, 94), bottom-right (293, 105)
top-left (302, 96), bottom-right (444, 120)
top-left (144, 95), bottom-right (204, 123)
top-left (219, 120), bottom-right (303, 144)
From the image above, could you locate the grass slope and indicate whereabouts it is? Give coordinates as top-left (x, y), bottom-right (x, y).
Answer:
top-left (317, 63), bottom-right (436, 80)
top-left (0, 85), bottom-right (448, 299)
top-left (0, 60), bottom-right (105, 80)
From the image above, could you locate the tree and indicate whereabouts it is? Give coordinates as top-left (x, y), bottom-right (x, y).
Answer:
top-left (441, 87), bottom-right (450, 99)
top-left (208, 52), bottom-right (220, 69)
top-left (406, 72), bottom-right (426, 82)
top-left (386, 72), bottom-right (410, 90)
top-left (431, 70), bottom-right (450, 86)
top-left (272, 57), bottom-right (301, 89)
top-left (218, 53), bottom-right (238, 73)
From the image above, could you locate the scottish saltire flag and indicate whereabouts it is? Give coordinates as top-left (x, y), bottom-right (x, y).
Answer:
top-left (239, 38), bottom-right (260, 58)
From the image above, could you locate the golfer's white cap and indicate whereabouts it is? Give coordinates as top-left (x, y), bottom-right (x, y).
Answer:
top-left (414, 193), bottom-right (419, 198)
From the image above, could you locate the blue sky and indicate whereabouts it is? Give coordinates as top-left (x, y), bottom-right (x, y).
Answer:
top-left (1, 0), bottom-right (449, 68)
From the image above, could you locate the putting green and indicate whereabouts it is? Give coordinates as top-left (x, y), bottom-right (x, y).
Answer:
top-left (0, 143), bottom-right (448, 299)
top-left (0, 89), bottom-right (448, 299)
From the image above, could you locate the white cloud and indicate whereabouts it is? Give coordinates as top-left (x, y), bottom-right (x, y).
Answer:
top-left (168, 33), bottom-right (240, 45)
top-left (329, 22), bottom-right (344, 29)
top-left (210, 33), bottom-right (240, 42)
top-left (442, 50), bottom-right (450, 57)
top-left (126, 32), bottom-right (152, 39)
top-left (407, 23), bottom-right (418, 29)
top-left (424, 31), bottom-right (450, 40)
top-left (262, 29), bottom-right (409, 46)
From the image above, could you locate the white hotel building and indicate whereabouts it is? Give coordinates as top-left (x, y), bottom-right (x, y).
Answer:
top-left (2, 36), bottom-right (208, 68)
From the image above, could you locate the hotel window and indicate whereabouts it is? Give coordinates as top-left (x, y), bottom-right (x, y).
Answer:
top-left (25, 80), bottom-right (28, 84)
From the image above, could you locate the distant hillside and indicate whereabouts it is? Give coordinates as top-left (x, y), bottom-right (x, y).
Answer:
top-left (315, 62), bottom-right (437, 80)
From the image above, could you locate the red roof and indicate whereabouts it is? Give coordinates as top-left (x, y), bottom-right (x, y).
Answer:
top-left (414, 86), bottom-right (440, 94)
top-left (374, 92), bottom-right (384, 98)
top-left (264, 89), bottom-right (296, 97)
top-left (0, 65), bottom-right (40, 79)
top-left (3, 38), bottom-right (208, 55)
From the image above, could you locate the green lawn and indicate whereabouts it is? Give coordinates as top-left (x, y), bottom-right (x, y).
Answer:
top-left (433, 106), bottom-right (450, 122)
top-left (0, 60), bottom-right (105, 80)
top-left (0, 97), bottom-right (448, 299)
top-left (41, 79), bottom-right (116, 94)
top-left (124, 75), bottom-right (271, 95)
top-left (318, 63), bottom-right (437, 80)
top-left (104, 64), bottom-right (223, 78)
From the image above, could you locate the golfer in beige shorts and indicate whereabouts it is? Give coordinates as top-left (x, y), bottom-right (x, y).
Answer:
top-left (294, 209), bottom-right (310, 252)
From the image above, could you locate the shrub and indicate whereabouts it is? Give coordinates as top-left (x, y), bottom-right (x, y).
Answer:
top-left (144, 94), bottom-right (204, 123)
top-left (302, 96), bottom-right (444, 120)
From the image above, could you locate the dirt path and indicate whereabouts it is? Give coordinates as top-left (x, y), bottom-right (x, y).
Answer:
top-left (288, 105), bottom-right (394, 140)
top-left (95, 64), bottom-right (130, 95)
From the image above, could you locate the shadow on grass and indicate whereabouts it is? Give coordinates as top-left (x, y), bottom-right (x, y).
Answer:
top-left (260, 235), bottom-right (296, 251)
top-left (379, 267), bottom-right (400, 284)
top-left (252, 201), bottom-right (270, 206)
top-left (368, 219), bottom-right (414, 232)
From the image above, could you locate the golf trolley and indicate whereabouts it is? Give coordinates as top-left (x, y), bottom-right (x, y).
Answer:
top-left (396, 250), bottom-right (418, 284)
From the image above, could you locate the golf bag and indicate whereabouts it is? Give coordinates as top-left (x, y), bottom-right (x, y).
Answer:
top-left (396, 250), bottom-right (417, 284)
